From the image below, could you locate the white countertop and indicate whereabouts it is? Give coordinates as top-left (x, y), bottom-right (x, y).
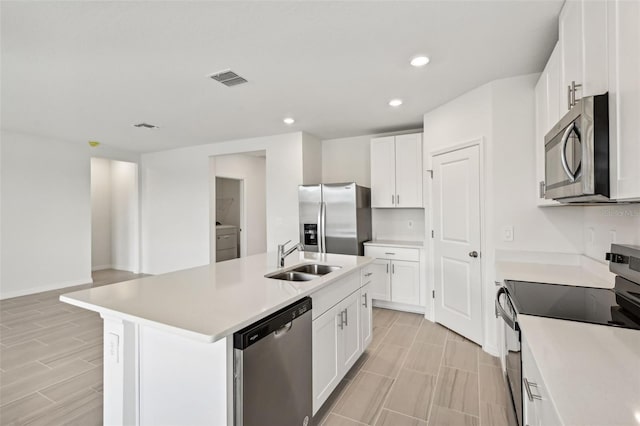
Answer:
top-left (518, 315), bottom-right (640, 426)
top-left (495, 261), bottom-right (613, 288)
top-left (364, 240), bottom-right (424, 248)
top-left (61, 252), bottom-right (372, 343)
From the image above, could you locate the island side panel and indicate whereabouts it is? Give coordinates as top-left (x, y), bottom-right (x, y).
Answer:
top-left (138, 325), bottom-right (230, 426)
top-left (102, 315), bottom-right (138, 426)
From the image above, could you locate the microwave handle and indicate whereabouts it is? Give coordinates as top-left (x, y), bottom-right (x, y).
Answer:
top-left (560, 123), bottom-right (578, 182)
top-left (495, 287), bottom-right (517, 330)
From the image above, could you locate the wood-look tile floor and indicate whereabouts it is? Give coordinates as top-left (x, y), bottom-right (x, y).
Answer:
top-left (314, 308), bottom-right (517, 426)
top-left (0, 270), bottom-right (147, 425)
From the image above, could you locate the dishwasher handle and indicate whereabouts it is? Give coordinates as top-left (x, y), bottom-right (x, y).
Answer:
top-left (233, 297), bottom-right (312, 349)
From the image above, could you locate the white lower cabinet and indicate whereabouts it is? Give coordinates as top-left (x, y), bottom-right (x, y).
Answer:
top-left (522, 336), bottom-right (561, 426)
top-left (390, 260), bottom-right (420, 305)
top-left (369, 259), bottom-right (391, 301)
top-left (364, 244), bottom-right (422, 309)
top-left (311, 268), bottom-right (372, 415)
top-left (360, 282), bottom-right (373, 349)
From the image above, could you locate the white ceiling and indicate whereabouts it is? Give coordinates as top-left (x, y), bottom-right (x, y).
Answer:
top-left (1, 1), bottom-right (562, 153)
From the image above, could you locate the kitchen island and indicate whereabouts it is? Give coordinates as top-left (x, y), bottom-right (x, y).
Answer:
top-left (61, 251), bottom-right (373, 426)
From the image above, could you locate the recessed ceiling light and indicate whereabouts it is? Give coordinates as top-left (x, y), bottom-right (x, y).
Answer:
top-left (283, 117), bottom-right (295, 125)
top-left (410, 55), bottom-right (430, 67)
top-left (388, 99), bottom-right (403, 107)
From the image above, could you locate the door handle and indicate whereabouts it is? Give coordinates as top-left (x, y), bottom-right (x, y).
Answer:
top-left (344, 308), bottom-right (348, 326)
top-left (396, 194), bottom-right (399, 205)
top-left (567, 84), bottom-right (572, 110)
top-left (392, 264), bottom-right (395, 274)
top-left (338, 311), bottom-right (344, 330)
top-left (386, 264), bottom-right (389, 274)
top-left (363, 293), bottom-right (368, 308)
top-left (469, 251), bottom-right (479, 258)
top-left (391, 194), bottom-right (395, 205)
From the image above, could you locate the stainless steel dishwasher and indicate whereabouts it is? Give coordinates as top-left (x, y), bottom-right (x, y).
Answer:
top-left (233, 297), bottom-right (312, 426)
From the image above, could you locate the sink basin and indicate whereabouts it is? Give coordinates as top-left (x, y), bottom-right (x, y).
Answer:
top-left (265, 271), bottom-right (318, 282)
top-left (290, 264), bottom-right (342, 276)
top-left (265, 263), bottom-right (342, 282)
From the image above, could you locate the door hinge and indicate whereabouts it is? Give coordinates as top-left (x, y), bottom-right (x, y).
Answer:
top-left (432, 290), bottom-right (435, 299)
top-left (426, 169), bottom-right (433, 178)
top-left (431, 230), bottom-right (434, 238)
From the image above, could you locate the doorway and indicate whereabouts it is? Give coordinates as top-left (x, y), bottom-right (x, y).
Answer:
top-left (209, 152), bottom-right (267, 263)
top-left (431, 144), bottom-right (483, 344)
top-left (90, 158), bottom-right (140, 273)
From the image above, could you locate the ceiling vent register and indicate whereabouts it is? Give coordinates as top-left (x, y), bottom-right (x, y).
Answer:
top-left (209, 70), bottom-right (248, 87)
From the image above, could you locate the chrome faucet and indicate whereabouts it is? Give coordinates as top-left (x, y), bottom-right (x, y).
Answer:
top-left (277, 240), bottom-right (305, 268)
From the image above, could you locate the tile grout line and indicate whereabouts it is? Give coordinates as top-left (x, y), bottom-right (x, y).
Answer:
top-left (426, 324), bottom-right (449, 424)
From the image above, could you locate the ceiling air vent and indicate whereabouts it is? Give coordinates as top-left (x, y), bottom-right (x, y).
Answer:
top-left (133, 123), bottom-right (159, 129)
top-left (209, 69), bottom-right (248, 87)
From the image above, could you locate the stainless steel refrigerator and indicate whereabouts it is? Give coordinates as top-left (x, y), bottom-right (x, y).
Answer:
top-left (299, 183), bottom-right (371, 256)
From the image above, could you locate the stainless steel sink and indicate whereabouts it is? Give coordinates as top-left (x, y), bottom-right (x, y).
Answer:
top-left (265, 271), bottom-right (318, 282)
top-left (265, 263), bottom-right (342, 282)
top-left (290, 264), bottom-right (341, 276)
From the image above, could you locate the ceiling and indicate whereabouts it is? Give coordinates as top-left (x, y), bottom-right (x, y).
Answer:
top-left (1, 1), bottom-right (563, 153)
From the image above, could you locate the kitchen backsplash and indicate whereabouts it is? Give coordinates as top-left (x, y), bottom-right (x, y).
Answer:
top-left (371, 208), bottom-right (425, 241)
top-left (584, 204), bottom-right (640, 263)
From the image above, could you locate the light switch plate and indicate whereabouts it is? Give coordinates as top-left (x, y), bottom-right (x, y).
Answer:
top-left (502, 226), bottom-right (514, 242)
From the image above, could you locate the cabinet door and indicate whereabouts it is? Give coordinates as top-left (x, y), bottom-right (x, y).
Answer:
top-left (608, 0), bottom-right (640, 201)
top-left (312, 305), bottom-right (341, 414)
top-left (339, 291), bottom-right (362, 373)
top-left (368, 259), bottom-right (391, 301)
top-left (394, 133), bottom-right (423, 208)
top-left (390, 260), bottom-right (420, 305)
top-left (545, 42), bottom-right (562, 130)
top-left (360, 282), bottom-right (373, 349)
top-left (582, 0), bottom-right (608, 97)
top-left (370, 137), bottom-right (396, 208)
top-left (559, 0), bottom-right (583, 113)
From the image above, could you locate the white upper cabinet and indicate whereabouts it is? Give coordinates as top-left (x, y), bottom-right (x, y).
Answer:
top-left (394, 134), bottom-right (423, 208)
top-left (371, 133), bottom-right (423, 208)
top-left (370, 136), bottom-right (396, 208)
top-left (535, 43), bottom-right (561, 206)
top-left (559, 0), bottom-right (608, 113)
top-left (608, 0), bottom-right (640, 201)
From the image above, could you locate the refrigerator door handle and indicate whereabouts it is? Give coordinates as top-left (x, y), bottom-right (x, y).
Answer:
top-left (316, 202), bottom-right (323, 253)
top-left (320, 202), bottom-right (327, 254)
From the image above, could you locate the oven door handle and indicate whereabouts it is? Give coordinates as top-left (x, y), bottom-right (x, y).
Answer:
top-left (495, 287), bottom-right (517, 330)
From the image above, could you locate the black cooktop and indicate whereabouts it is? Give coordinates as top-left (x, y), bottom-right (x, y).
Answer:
top-left (504, 280), bottom-right (640, 330)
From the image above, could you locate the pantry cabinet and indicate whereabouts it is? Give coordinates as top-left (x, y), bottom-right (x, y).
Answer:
top-left (371, 133), bottom-right (423, 208)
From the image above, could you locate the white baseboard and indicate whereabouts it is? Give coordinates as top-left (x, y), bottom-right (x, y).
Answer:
top-left (0, 277), bottom-right (94, 300)
top-left (92, 264), bottom-right (113, 271)
top-left (372, 299), bottom-right (425, 315)
top-left (111, 264), bottom-right (138, 273)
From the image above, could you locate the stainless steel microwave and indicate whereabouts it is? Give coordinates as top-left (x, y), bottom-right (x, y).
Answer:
top-left (544, 93), bottom-right (609, 203)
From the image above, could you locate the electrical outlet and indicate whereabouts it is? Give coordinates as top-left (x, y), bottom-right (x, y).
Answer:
top-left (502, 226), bottom-right (514, 242)
top-left (108, 332), bottom-right (120, 363)
top-left (408, 220), bottom-right (413, 229)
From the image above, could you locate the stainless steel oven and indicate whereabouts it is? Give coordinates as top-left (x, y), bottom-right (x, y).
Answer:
top-left (495, 287), bottom-right (521, 426)
top-left (543, 93), bottom-right (609, 203)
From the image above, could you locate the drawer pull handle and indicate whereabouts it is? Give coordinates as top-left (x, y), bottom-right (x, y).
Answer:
top-left (524, 378), bottom-right (542, 401)
top-left (364, 272), bottom-right (373, 277)
top-left (384, 252), bottom-right (396, 255)
top-left (362, 293), bottom-right (368, 308)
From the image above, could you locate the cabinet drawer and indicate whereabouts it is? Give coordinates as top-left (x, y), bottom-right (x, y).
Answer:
top-left (216, 248), bottom-right (237, 262)
top-left (216, 233), bottom-right (237, 250)
top-left (311, 270), bottom-right (360, 320)
top-left (364, 246), bottom-right (419, 262)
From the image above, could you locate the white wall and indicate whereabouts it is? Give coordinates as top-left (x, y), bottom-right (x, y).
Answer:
top-left (110, 160), bottom-right (139, 272)
top-left (302, 133), bottom-right (322, 185)
top-left (1, 130), bottom-right (139, 299)
top-left (91, 158), bottom-right (112, 270)
top-left (583, 205), bottom-right (640, 261)
top-left (213, 154), bottom-right (267, 257)
top-left (141, 132), bottom-right (309, 275)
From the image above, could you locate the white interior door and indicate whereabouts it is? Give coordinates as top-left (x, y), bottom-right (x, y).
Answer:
top-left (432, 145), bottom-right (482, 344)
